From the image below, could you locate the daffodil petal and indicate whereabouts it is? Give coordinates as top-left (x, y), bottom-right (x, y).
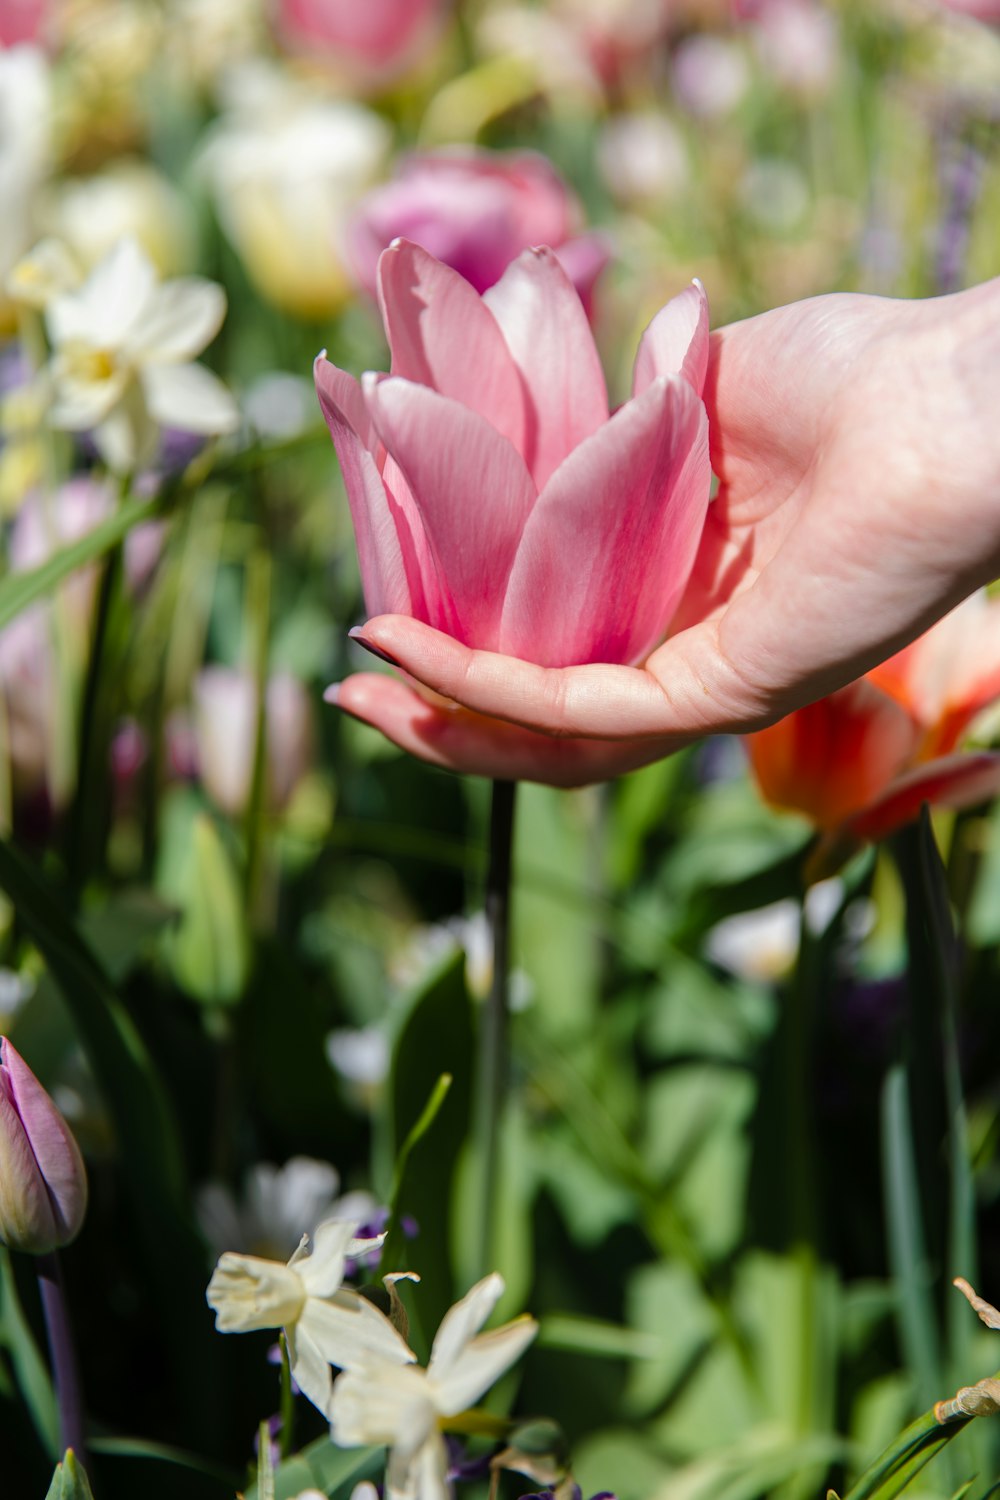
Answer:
top-left (129, 277), bottom-right (227, 363)
top-left (141, 362), bottom-right (239, 435)
top-left (431, 1315), bottom-right (538, 1416)
top-left (427, 1272), bottom-right (504, 1379)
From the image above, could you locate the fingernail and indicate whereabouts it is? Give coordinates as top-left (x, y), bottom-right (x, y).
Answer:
top-left (348, 627), bottom-right (401, 669)
top-left (324, 683), bottom-right (366, 725)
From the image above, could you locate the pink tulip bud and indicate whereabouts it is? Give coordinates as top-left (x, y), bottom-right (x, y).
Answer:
top-left (0, 1037), bottom-right (88, 1255)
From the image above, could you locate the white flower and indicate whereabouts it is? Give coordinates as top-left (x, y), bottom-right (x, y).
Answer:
top-left (197, 1155), bottom-right (377, 1260)
top-left (0, 47), bottom-right (51, 305)
top-left (330, 1273), bottom-right (538, 1500)
top-left (207, 1219), bottom-right (414, 1416)
top-left (197, 63), bottom-right (389, 319)
top-left (35, 236), bottom-right (238, 471)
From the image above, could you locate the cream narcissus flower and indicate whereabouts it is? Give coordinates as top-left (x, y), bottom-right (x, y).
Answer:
top-left (13, 235), bottom-right (239, 471)
top-left (206, 1218), bottom-right (414, 1416)
top-left (330, 1273), bottom-right (538, 1500)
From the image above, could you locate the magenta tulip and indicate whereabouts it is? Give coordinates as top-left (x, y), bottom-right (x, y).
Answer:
top-left (349, 150), bottom-right (610, 316)
top-left (315, 240), bottom-right (710, 674)
top-left (0, 1037), bottom-right (88, 1255)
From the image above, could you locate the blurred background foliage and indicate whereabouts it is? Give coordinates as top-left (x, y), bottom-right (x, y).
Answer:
top-left (2, 0), bottom-right (1000, 1497)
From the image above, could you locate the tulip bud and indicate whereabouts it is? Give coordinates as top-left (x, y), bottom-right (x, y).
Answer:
top-left (0, 1037), bottom-right (88, 1254)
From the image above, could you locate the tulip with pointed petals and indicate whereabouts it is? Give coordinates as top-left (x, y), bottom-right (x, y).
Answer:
top-left (0, 1037), bottom-right (88, 1255)
top-left (746, 591), bottom-right (1000, 855)
top-left (316, 239), bottom-right (711, 764)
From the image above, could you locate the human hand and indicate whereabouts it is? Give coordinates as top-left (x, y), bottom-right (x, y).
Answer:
top-left (333, 278), bottom-right (1000, 786)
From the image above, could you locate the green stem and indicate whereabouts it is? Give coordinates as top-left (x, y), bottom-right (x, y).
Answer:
top-left (843, 1401), bottom-right (973, 1500)
top-left (278, 1331), bottom-right (294, 1460)
top-left (67, 535), bottom-right (124, 895)
top-left (36, 1251), bottom-right (86, 1467)
top-left (471, 779), bottom-right (517, 1282)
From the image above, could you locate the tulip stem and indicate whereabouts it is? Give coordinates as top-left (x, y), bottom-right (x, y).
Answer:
top-left (36, 1251), bottom-right (86, 1467)
top-left (472, 779), bottom-right (517, 1283)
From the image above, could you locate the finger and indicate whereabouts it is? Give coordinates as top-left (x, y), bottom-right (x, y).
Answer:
top-left (349, 616), bottom-right (746, 741)
top-left (329, 673), bottom-right (686, 787)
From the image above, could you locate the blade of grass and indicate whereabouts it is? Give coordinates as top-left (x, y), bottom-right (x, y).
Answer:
top-left (0, 496), bottom-right (156, 632)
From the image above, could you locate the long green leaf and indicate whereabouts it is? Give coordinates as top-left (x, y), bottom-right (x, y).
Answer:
top-left (881, 1064), bottom-right (942, 1411)
top-left (0, 496), bottom-right (157, 632)
top-left (0, 837), bottom-right (219, 1441)
top-left (0, 1247), bottom-right (58, 1458)
top-left (379, 1071), bottom-right (452, 1275)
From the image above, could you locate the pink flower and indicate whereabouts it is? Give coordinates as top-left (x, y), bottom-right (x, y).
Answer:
top-left (349, 150), bottom-right (610, 318)
top-left (274, 0), bottom-right (448, 78)
top-left (0, 0), bottom-right (47, 47)
top-left (315, 239), bottom-right (710, 672)
top-left (0, 1036), bottom-right (88, 1255)
top-left (931, 0), bottom-right (1000, 21)
top-left (193, 667), bottom-right (314, 817)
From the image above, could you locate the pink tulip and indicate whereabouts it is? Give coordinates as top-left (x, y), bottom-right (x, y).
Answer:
top-left (193, 667), bottom-right (314, 817)
top-left (0, 1036), bottom-right (88, 1254)
top-left (316, 240), bottom-right (711, 675)
top-left (274, 0), bottom-right (448, 77)
top-left (0, 0), bottom-right (47, 47)
top-left (931, 0), bottom-right (1000, 21)
top-left (349, 150), bottom-right (610, 317)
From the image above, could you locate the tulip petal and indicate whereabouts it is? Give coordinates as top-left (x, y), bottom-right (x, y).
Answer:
top-left (746, 681), bottom-right (919, 831)
top-left (315, 357), bottom-right (415, 619)
top-left (377, 239), bottom-right (525, 453)
top-left (499, 375), bottom-right (710, 668)
top-left (867, 592), bottom-right (1000, 756)
top-left (2, 1039), bottom-right (87, 1248)
top-left (847, 752), bottom-right (1000, 844)
top-left (364, 375), bottom-right (536, 649)
top-left (0, 1082), bottom-right (58, 1252)
top-left (633, 280), bottom-right (710, 398)
top-left (484, 247), bottom-right (608, 491)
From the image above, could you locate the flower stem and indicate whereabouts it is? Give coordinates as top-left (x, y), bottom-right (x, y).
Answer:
top-left (278, 1330), bottom-right (294, 1459)
top-left (472, 779), bottom-right (517, 1283)
top-left (36, 1251), bottom-right (86, 1466)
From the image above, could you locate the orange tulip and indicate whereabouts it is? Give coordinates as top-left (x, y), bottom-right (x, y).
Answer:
top-left (746, 591), bottom-right (1000, 848)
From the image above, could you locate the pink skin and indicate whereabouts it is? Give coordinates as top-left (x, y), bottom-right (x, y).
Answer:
top-left (0, 1037), bottom-right (88, 1254)
top-left (331, 277), bottom-right (1000, 787)
top-left (349, 150), bottom-right (610, 316)
top-left (317, 238), bottom-right (711, 713)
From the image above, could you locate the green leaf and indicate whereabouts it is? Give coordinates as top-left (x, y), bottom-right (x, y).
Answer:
top-left (243, 1436), bottom-right (381, 1500)
top-left (0, 836), bottom-right (219, 1444)
top-left (162, 812), bottom-right (249, 1005)
top-left (379, 1071), bottom-right (452, 1274)
top-left (0, 495), bottom-right (157, 632)
top-left (881, 1064), bottom-right (942, 1411)
top-left (0, 1246), bottom-right (58, 1458)
top-left (44, 1449), bottom-right (96, 1500)
top-left (379, 949), bottom-right (474, 1343)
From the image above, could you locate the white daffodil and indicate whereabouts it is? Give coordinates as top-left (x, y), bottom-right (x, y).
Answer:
top-left (31, 235), bottom-right (238, 471)
top-left (330, 1273), bottom-right (538, 1500)
top-left (207, 1218), bottom-right (414, 1416)
top-left (197, 1155), bottom-right (377, 1261)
